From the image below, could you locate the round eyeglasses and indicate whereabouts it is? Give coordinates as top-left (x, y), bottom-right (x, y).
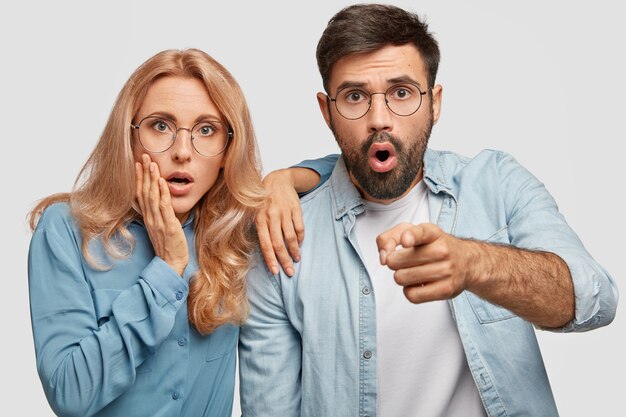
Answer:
top-left (329, 82), bottom-right (427, 120)
top-left (131, 116), bottom-right (232, 157)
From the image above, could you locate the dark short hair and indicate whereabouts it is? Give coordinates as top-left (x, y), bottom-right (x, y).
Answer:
top-left (316, 4), bottom-right (440, 93)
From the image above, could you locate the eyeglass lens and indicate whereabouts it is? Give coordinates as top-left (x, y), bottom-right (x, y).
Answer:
top-left (136, 116), bottom-right (228, 156)
top-left (334, 83), bottom-right (424, 119)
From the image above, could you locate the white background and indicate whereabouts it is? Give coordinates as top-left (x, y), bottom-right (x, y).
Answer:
top-left (2, 0), bottom-right (624, 415)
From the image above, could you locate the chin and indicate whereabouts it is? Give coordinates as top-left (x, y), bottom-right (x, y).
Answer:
top-left (171, 201), bottom-right (196, 221)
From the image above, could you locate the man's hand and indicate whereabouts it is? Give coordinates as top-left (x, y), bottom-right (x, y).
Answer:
top-left (376, 222), bottom-right (575, 328)
top-left (377, 223), bottom-right (477, 303)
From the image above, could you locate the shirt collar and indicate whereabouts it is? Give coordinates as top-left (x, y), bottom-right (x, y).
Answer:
top-left (422, 148), bottom-right (454, 194)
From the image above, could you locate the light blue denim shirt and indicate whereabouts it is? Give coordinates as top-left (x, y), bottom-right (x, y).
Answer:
top-left (28, 203), bottom-right (238, 417)
top-left (239, 149), bottom-right (618, 417)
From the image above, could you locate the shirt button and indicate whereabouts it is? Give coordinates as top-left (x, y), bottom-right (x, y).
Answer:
top-left (175, 291), bottom-right (183, 300)
top-left (178, 337), bottom-right (187, 346)
top-left (362, 286), bottom-right (371, 295)
top-left (363, 350), bottom-right (372, 359)
top-left (172, 392), bottom-right (180, 400)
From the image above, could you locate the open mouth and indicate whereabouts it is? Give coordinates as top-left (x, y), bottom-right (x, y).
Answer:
top-left (375, 150), bottom-right (390, 162)
top-left (368, 143), bottom-right (397, 173)
top-left (165, 172), bottom-right (194, 194)
top-left (168, 177), bottom-right (191, 185)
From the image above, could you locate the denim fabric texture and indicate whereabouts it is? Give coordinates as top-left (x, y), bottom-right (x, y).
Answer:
top-left (239, 149), bottom-right (618, 417)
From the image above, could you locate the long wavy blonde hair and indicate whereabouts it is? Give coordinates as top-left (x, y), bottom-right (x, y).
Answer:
top-left (29, 49), bottom-right (264, 334)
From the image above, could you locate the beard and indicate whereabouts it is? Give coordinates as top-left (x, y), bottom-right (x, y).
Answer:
top-left (331, 115), bottom-right (433, 201)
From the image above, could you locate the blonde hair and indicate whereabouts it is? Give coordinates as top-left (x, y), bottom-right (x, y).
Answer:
top-left (29, 49), bottom-right (264, 334)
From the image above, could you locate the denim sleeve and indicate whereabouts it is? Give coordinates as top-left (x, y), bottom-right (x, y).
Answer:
top-left (496, 152), bottom-right (618, 332)
top-left (293, 154), bottom-right (339, 196)
top-left (28, 212), bottom-right (187, 417)
top-left (239, 255), bottom-right (302, 416)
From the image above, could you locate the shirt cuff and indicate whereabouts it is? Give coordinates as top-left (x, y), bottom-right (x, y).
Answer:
top-left (139, 256), bottom-right (189, 308)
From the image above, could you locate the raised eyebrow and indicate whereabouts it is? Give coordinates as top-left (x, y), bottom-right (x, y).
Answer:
top-left (194, 115), bottom-right (224, 124)
top-left (141, 113), bottom-right (223, 125)
top-left (145, 112), bottom-right (177, 122)
top-left (334, 81), bottom-right (367, 94)
top-left (387, 76), bottom-right (424, 88)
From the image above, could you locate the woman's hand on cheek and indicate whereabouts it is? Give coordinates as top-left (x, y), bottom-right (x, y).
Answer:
top-left (135, 154), bottom-right (189, 276)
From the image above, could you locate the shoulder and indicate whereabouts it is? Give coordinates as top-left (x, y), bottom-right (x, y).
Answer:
top-left (35, 202), bottom-right (77, 234)
top-left (29, 202), bottom-right (86, 265)
top-left (427, 148), bottom-right (513, 171)
top-left (426, 148), bottom-right (525, 183)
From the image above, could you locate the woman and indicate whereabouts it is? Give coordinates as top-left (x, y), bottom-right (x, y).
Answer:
top-left (28, 49), bottom-right (265, 417)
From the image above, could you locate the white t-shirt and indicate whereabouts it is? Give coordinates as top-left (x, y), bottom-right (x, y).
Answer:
top-left (354, 181), bottom-right (487, 417)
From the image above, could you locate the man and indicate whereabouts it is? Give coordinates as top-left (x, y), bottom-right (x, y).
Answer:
top-left (239, 4), bottom-right (618, 416)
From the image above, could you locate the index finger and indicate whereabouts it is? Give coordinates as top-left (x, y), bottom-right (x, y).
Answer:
top-left (376, 223), bottom-right (414, 265)
top-left (377, 223), bottom-right (441, 264)
top-left (256, 214), bottom-right (280, 276)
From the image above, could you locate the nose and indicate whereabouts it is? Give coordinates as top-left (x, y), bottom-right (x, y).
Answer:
top-left (171, 128), bottom-right (193, 161)
top-left (366, 92), bottom-right (393, 133)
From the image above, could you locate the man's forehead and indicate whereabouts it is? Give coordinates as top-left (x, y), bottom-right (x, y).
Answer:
top-left (328, 44), bottom-right (428, 91)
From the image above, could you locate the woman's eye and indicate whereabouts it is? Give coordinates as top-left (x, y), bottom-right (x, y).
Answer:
top-left (151, 120), bottom-right (171, 133)
top-left (197, 124), bottom-right (216, 136)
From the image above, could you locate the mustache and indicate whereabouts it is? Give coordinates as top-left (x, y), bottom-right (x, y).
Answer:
top-left (360, 131), bottom-right (404, 154)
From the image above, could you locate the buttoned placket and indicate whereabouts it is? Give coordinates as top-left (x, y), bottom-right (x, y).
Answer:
top-left (341, 205), bottom-right (377, 417)
top-left (426, 179), bottom-right (502, 415)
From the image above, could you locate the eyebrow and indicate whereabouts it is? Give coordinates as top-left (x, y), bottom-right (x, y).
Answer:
top-left (334, 76), bottom-right (425, 95)
top-left (143, 112), bottom-right (222, 124)
top-left (334, 81), bottom-right (367, 93)
top-left (387, 75), bottom-right (424, 88)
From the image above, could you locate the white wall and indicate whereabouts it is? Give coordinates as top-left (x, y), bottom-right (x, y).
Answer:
top-left (2, 1), bottom-right (624, 415)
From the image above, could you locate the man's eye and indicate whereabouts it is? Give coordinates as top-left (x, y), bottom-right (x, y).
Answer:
top-left (344, 90), bottom-right (367, 103)
top-left (391, 87), bottom-right (412, 100)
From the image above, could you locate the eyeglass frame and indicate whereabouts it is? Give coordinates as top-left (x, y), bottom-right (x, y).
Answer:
top-left (130, 116), bottom-right (233, 157)
top-left (327, 82), bottom-right (429, 120)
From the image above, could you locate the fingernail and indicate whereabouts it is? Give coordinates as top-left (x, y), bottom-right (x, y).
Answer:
top-left (271, 266), bottom-right (279, 275)
top-left (286, 267), bottom-right (294, 276)
top-left (294, 256), bottom-right (301, 263)
top-left (150, 163), bottom-right (155, 173)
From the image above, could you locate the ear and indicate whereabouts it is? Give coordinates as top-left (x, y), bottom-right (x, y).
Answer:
top-left (431, 84), bottom-right (443, 124)
top-left (317, 92), bottom-right (332, 129)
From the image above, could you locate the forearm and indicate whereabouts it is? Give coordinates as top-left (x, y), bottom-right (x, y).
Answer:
top-left (32, 255), bottom-right (185, 416)
top-left (466, 240), bottom-right (575, 328)
top-left (273, 167), bottom-right (320, 194)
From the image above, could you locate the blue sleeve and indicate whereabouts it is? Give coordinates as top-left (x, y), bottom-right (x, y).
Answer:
top-left (496, 152), bottom-right (618, 332)
top-left (28, 207), bottom-right (188, 417)
top-left (239, 255), bottom-right (302, 416)
top-left (293, 154), bottom-right (339, 196)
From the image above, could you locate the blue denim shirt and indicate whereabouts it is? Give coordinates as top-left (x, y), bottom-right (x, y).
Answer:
top-left (239, 149), bottom-right (618, 417)
top-left (28, 203), bottom-right (237, 417)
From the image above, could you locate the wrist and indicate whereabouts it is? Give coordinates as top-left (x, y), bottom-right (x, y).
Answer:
top-left (461, 239), bottom-right (490, 292)
top-left (289, 167), bottom-right (321, 193)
